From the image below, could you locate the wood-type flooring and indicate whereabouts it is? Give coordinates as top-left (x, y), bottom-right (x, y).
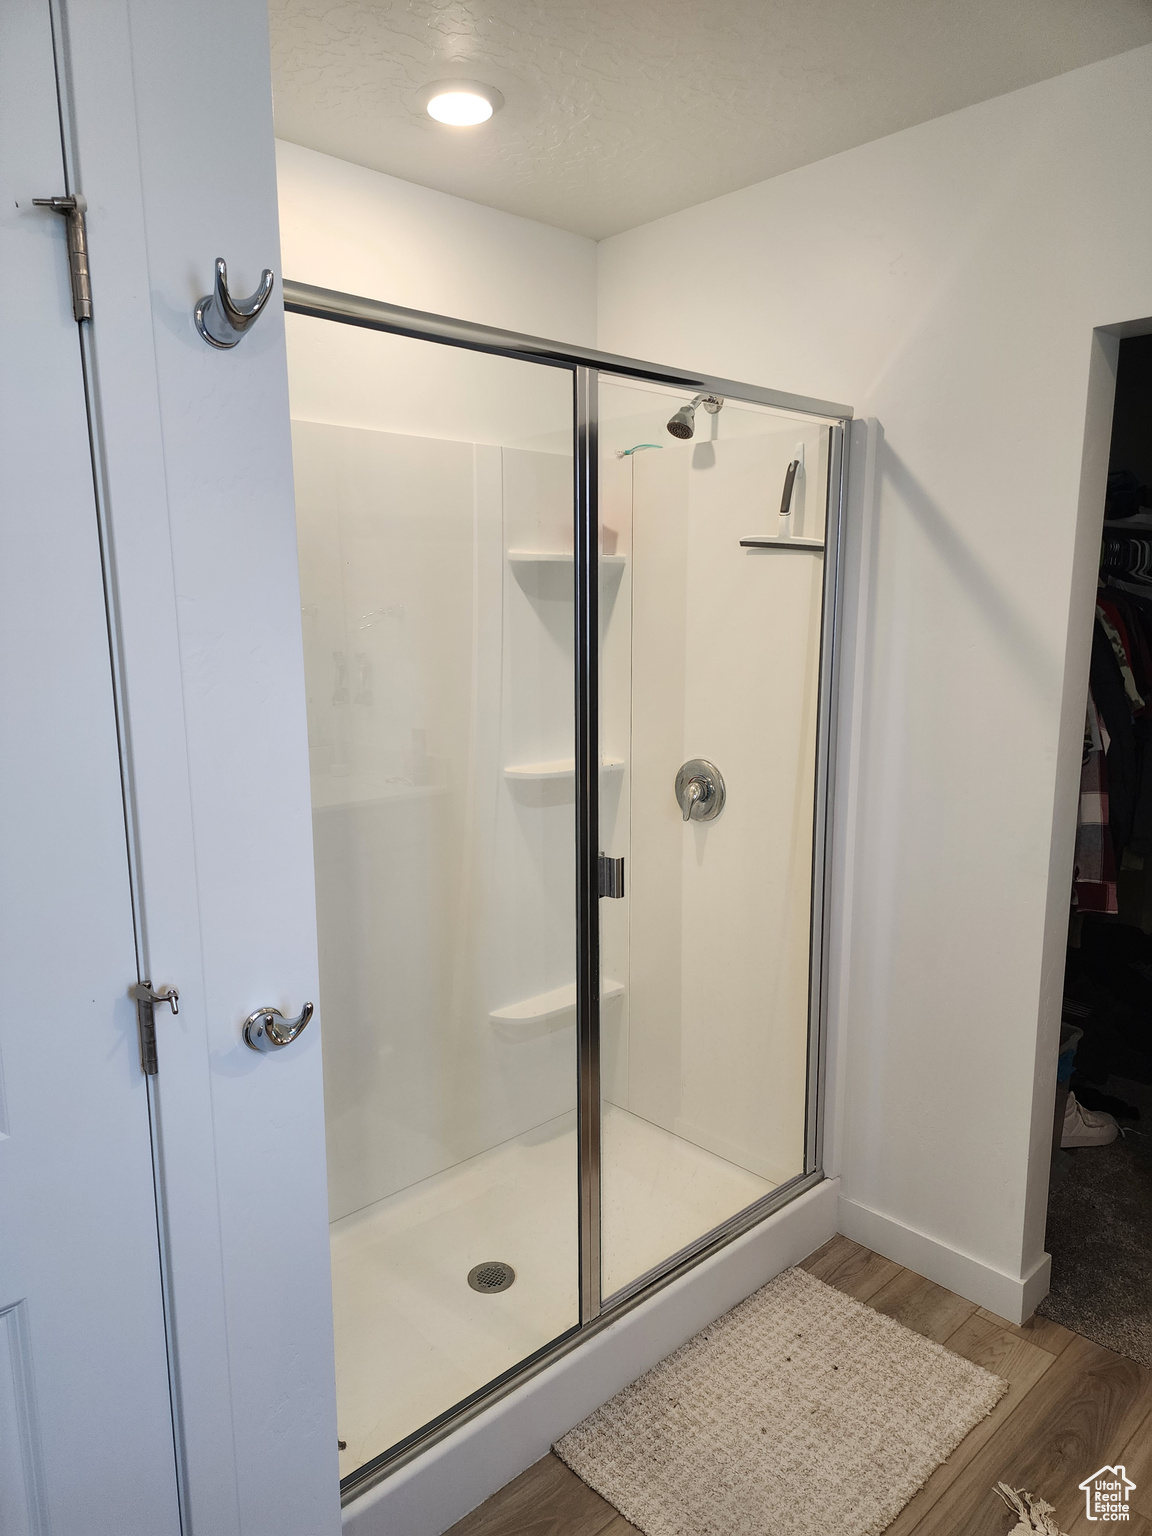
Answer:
top-left (445, 1235), bottom-right (1152, 1536)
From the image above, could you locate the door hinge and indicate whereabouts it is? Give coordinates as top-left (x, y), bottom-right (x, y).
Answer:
top-left (129, 982), bottom-right (180, 1076)
top-left (598, 854), bottom-right (625, 899)
top-left (32, 194), bottom-right (92, 321)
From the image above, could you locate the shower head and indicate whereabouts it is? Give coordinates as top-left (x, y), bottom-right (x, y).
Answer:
top-left (665, 393), bottom-right (723, 440)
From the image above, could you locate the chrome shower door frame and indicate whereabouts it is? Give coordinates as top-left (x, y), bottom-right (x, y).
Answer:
top-left (574, 365), bottom-right (602, 1326)
top-left (281, 281), bottom-right (852, 1502)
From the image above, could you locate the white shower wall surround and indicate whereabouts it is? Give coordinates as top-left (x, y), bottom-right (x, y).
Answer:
top-left (295, 420), bottom-right (579, 1214)
top-left (599, 401), bottom-right (829, 1191)
top-left (295, 408), bottom-right (829, 1224)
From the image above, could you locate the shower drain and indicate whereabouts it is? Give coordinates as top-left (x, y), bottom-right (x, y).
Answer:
top-left (467, 1260), bottom-right (516, 1294)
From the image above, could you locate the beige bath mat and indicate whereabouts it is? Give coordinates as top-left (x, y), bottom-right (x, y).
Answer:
top-left (555, 1266), bottom-right (1007, 1536)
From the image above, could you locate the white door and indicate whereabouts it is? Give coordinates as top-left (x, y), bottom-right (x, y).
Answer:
top-left (0, 3), bottom-right (181, 1533)
top-left (58, 1), bottom-right (343, 1531)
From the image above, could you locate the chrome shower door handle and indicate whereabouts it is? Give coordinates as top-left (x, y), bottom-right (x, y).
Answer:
top-left (195, 257), bottom-right (275, 348)
top-left (243, 1001), bottom-right (314, 1052)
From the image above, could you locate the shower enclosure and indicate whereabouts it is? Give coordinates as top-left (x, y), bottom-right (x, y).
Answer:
top-left (282, 283), bottom-right (849, 1497)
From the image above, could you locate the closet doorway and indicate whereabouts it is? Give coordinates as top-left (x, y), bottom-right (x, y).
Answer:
top-left (1052, 330), bottom-right (1152, 1366)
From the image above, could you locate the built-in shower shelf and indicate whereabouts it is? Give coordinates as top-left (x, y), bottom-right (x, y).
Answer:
top-left (489, 977), bottom-right (625, 1035)
top-left (504, 758), bottom-right (625, 782)
top-left (508, 550), bottom-right (627, 571)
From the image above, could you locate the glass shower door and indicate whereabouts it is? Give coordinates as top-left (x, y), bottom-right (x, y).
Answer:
top-left (286, 316), bottom-right (581, 1478)
top-left (597, 376), bottom-right (838, 1300)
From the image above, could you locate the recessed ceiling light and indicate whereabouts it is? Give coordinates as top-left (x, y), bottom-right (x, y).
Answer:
top-left (420, 80), bottom-right (504, 127)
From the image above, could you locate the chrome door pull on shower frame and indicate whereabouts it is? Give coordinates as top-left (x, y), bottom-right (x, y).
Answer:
top-left (195, 257), bottom-right (275, 348)
top-left (32, 195), bottom-right (92, 320)
top-left (243, 1001), bottom-right (314, 1052)
top-left (598, 854), bottom-right (625, 899)
top-left (129, 981), bottom-right (180, 1076)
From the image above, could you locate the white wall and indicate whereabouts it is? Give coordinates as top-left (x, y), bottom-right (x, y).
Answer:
top-left (598, 44), bottom-right (1152, 1317)
top-left (276, 140), bottom-right (596, 342)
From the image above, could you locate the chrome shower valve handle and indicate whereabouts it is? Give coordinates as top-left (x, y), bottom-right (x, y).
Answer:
top-left (195, 257), bottom-right (275, 349)
top-left (243, 1001), bottom-right (314, 1052)
top-left (681, 777), bottom-right (705, 820)
top-left (675, 758), bottom-right (726, 822)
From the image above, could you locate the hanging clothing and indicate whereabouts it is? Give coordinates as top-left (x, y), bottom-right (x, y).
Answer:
top-left (1103, 572), bottom-right (1152, 600)
top-left (1091, 618), bottom-right (1137, 860)
top-left (1098, 581), bottom-right (1152, 860)
top-left (1101, 531), bottom-right (1152, 582)
top-left (1104, 589), bottom-right (1152, 700)
top-left (1096, 602), bottom-right (1144, 713)
top-left (1074, 691), bottom-right (1118, 915)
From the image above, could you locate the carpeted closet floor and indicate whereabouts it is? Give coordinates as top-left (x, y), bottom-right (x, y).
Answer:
top-left (1038, 1075), bottom-right (1152, 1368)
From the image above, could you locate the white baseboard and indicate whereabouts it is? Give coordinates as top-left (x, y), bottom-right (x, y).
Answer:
top-left (343, 1176), bottom-right (839, 1536)
top-left (837, 1194), bottom-right (1051, 1326)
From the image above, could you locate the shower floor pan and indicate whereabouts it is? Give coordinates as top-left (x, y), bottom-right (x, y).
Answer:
top-left (330, 1103), bottom-right (774, 1475)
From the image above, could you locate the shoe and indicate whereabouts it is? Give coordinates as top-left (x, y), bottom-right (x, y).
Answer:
top-left (1062, 1091), bottom-right (1120, 1148)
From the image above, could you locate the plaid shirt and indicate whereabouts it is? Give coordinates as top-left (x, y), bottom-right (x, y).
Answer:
top-left (1074, 691), bottom-right (1118, 914)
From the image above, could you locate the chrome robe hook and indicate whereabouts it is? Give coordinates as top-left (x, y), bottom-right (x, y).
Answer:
top-left (242, 1001), bottom-right (314, 1052)
top-left (195, 257), bottom-right (274, 348)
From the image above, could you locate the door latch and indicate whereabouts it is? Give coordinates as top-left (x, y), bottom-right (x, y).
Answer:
top-left (32, 195), bottom-right (92, 321)
top-left (598, 854), bottom-right (625, 899)
top-left (130, 981), bottom-right (180, 1076)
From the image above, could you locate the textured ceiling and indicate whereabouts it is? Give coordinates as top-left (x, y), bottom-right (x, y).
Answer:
top-left (268, 0), bottom-right (1152, 239)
